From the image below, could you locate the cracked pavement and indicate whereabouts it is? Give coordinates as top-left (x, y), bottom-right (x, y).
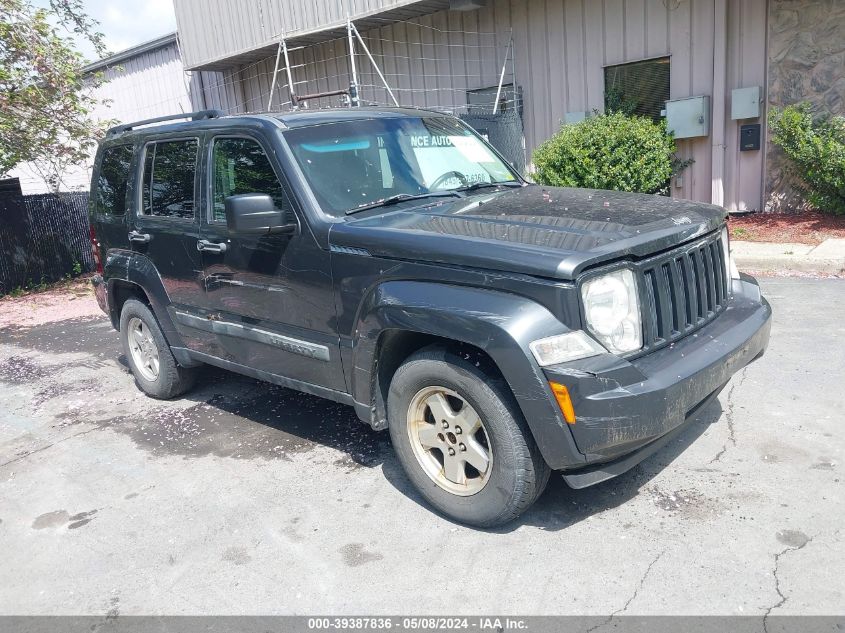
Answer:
top-left (0, 278), bottom-right (843, 615)
top-left (764, 531), bottom-right (814, 632)
top-left (708, 367), bottom-right (746, 465)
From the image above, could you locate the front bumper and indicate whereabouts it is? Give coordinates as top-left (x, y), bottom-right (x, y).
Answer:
top-left (544, 274), bottom-right (771, 485)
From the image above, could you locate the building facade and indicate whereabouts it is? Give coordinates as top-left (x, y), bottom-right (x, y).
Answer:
top-left (57, 0), bottom-right (841, 211)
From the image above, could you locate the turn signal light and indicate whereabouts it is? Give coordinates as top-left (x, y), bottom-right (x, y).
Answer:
top-left (549, 382), bottom-right (576, 424)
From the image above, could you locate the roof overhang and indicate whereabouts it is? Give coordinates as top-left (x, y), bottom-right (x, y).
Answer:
top-left (185, 0), bottom-right (451, 71)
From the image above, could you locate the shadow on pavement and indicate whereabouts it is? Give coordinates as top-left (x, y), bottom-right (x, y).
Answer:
top-left (3, 314), bottom-right (723, 530)
top-left (381, 399), bottom-right (723, 533)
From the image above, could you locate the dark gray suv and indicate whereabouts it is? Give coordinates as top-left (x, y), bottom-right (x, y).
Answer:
top-left (88, 107), bottom-right (771, 527)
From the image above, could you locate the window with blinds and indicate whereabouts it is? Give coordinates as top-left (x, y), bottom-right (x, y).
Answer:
top-left (604, 57), bottom-right (670, 121)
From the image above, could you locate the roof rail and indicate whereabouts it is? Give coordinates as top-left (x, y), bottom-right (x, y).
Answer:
top-left (106, 109), bottom-right (225, 136)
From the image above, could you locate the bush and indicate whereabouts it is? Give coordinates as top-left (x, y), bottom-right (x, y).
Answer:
top-left (768, 103), bottom-right (845, 215)
top-left (531, 111), bottom-right (685, 194)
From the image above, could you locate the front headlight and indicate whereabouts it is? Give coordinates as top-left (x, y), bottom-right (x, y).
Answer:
top-left (721, 227), bottom-right (740, 281)
top-left (581, 268), bottom-right (642, 354)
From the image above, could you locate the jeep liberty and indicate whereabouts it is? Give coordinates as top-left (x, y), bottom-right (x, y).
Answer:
top-left (88, 108), bottom-right (771, 527)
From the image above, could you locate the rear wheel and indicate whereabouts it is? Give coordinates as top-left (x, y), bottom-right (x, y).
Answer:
top-left (120, 299), bottom-right (196, 399)
top-left (387, 347), bottom-right (550, 527)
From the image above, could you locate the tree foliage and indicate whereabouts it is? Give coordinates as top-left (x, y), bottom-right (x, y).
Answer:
top-left (768, 103), bottom-right (845, 215)
top-left (0, 0), bottom-right (109, 190)
top-left (531, 111), bottom-right (690, 195)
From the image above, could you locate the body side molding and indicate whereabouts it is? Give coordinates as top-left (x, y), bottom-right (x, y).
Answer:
top-left (173, 310), bottom-right (331, 362)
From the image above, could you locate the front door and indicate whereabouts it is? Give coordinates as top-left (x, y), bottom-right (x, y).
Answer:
top-left (197, 134), bottom-right (344, 392)
top-left (131, 136), bottom-right (206, 350)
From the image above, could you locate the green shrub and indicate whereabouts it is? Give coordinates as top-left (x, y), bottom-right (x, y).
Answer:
top-left (531, 111), bottom-right (686, 194)
top-left (768, 103), bottom-right (845, 215)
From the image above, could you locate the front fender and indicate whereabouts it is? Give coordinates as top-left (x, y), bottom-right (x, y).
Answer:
top-left (352, 281), bottom-right (586, 469)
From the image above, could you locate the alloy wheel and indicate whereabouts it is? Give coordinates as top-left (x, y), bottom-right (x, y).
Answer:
top-left (406, 386), bottom-right (492, 496)
top-left (127, 316), bottom-right (160, 382)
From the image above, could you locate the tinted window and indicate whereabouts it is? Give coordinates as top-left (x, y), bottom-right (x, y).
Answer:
top-left (141, 139), bottom-right (197, 219)
top-left (211, 138), bottom-right (288, 222)
top-left (604, 57), bottom-right (670, 120)
top-left (95, 145), bottom-right (133, 215)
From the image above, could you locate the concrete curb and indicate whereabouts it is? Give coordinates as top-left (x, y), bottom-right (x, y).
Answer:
top-left (732, 238), bottom-right (845, 275)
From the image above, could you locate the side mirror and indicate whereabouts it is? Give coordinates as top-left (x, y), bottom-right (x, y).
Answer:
top-left (224, 193), bottom-right (296, 235)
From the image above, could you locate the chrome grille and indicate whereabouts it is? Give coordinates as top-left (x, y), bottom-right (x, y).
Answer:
top-left (640, 234), bottom-right (729, 350)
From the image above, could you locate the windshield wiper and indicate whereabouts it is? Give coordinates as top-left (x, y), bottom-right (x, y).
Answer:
top-left (456, 180), bottom-right (524, 193)
top-left (345, 191), bottom-right (461, 215)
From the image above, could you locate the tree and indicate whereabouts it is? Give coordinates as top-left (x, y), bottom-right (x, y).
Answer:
top-left (0, 0), bottom-right (109, 191)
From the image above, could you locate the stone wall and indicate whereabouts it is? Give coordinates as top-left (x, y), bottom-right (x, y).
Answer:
top-left (766, 0), bottom-right (845, 211)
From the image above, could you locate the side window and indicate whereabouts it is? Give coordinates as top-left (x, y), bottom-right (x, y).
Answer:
top-left (211, 137), bottom-right (289, 223)
top-left (604, 57), bottom-right (670, 120)
top-left (140, 139), bottom-right (198, 219)
top-left (95, 145), bottom-right (133, 215)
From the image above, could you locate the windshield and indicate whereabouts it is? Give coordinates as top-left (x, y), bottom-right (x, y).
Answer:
top-left (283, 116), bottom-right (518, 216)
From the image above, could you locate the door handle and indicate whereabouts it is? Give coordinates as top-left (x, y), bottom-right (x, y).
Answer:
top-left (197, 239), bottom-right (228, 254)
top-left (128, 230), bottom-right (151, 244)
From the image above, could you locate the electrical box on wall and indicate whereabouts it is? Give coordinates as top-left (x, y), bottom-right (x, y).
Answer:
top-left (731, 86), bottom-right (761, 120)
top-left (740, 124), bottom-right (761, 151)
top-left (664, 96), bottom-right (710, 139)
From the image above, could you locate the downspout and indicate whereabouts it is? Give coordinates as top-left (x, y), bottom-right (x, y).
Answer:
top-left (711, 0), bottom-right (728, 207)
top-left (761, 0), bottom-right (771, 211)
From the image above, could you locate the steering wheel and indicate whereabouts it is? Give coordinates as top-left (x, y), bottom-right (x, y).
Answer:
top-left (429, 170), bottom-right (469, 190)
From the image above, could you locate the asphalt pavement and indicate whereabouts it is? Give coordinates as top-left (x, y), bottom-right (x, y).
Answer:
top-left (0, 278), bottom-right (842, 616)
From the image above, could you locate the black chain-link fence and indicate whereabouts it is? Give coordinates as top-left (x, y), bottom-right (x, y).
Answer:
top-left (0, 192), bottom-right (94, 296)
top-left (460, 109), bottom-right (527, 176)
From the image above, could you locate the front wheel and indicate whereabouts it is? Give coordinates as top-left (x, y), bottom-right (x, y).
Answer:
top-left (387, 347), bottom-right (550, 527)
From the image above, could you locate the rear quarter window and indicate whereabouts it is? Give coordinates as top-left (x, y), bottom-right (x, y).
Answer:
top-left (94, 145), bottom-right (133, 216)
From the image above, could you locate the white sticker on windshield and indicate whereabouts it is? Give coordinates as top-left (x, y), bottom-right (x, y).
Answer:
top-left (448, 136), bottom-right (495, 163)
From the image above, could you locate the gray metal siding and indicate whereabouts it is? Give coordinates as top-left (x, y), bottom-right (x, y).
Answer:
top-left (187, 0), bottom-right (768, 210)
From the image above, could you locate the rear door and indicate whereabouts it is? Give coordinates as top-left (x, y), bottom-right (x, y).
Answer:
top-left (130, 135), bottom-right (207, 349)
top-left (196, 133), bottom-right (344, 391)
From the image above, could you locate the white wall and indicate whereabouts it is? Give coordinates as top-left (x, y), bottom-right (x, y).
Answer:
top-left (9, 40), bottom-right (225, 194)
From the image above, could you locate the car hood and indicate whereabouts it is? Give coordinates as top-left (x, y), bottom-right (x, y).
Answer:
top-left (328, 185), bottom-right (727, 280)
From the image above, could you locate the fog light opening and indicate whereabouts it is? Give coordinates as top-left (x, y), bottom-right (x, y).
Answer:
top-left (550, 382), bottom-right (576, 424)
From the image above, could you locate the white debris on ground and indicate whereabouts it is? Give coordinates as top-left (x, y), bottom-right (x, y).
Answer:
top-left (0, 277), bottom-right (103, 328)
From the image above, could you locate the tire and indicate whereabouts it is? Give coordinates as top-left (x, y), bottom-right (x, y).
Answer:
top-left (387, 346), bottom-right (550, 528)
top-left (119, 299), bottom-right (197, 399)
